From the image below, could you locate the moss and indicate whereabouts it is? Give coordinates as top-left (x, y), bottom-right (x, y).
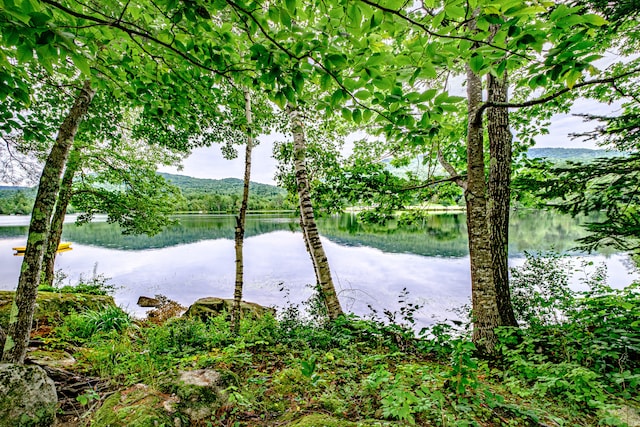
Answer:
top-left (286, 414), bottom-right (398, 427)
top-left (0, 364), bottom-right (57, 427)
top-left (0, 291), bottom-right (115, 328)
top-left (92, 385), bottom-right (173, 427)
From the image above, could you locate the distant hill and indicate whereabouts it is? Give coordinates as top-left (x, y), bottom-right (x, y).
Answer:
top-left (525, 147), bottom-right (624, 162)
top-left (0, 186), bottom-right (31, 191)
top-left (159, 173), bottom-right (285, 197)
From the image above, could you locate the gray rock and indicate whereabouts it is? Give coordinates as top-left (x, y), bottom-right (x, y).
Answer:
top-left (174, 368), bottom-right (225, 422)
top-left (184, 297), bottom-right (275, 321)
top-left (0, 363), bottom-right (57, 427)
top-left (137, 295), bottom-right (162, 307)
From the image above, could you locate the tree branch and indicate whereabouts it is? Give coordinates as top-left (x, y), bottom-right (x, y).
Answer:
top-left (41, 0), bottom-right (235, 79)
top-left (357, 0), bottom-right (531, 60)
top-left (474, 67), bottom-right (640, 124)
top-left (438, 149), bottom-right (467, 190)
top-left (398, 174), bottom-right (468, 191)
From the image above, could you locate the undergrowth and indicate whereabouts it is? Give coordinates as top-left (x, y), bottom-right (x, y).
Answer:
top-left (46, 254), bottom-right (639, 426)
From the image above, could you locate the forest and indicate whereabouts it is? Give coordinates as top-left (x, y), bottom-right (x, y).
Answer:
top-left (0, 0), bottom-right (639, 426)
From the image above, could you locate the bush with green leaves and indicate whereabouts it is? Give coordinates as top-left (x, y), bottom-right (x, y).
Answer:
top-left (39, 268), bottom-right (116, 296)
top-left (501, 253), bottom-right (640, 406)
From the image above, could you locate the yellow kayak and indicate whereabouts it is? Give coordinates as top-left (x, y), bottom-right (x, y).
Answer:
top-left (12, 242), bottom-right (72, 253)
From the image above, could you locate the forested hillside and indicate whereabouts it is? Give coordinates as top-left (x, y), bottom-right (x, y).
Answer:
top-left (0, 175), bottom-right (292, 215)
top-left (160, 173), bottom-right (293, 212)
top-left (0, 188), bottom-right (35, 215)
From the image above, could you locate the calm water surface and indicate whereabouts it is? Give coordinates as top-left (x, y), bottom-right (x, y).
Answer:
top-left (0, 212), bottom-right (637, 327)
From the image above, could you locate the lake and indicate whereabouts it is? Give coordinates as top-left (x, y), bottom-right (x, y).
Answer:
top-left (0, 211), bottom-right (637, 328)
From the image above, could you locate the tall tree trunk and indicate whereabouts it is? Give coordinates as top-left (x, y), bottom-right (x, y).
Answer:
top-left (465, 65), bottom-right (500, 353)
top-left (287, 104), bottom-right (343, 320)
top-left (232, 89), bottom-right (254, 334)
top-left (42, 145), bottom-right (81, 288)
top-left (487, 72), bottom-right (518, 327)
top-left (300, 213), bottom-right (321, 285)
top-left (2, 80), bottom-right (95, 364)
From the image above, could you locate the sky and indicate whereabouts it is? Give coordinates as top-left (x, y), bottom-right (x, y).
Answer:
top-left (158, 99), bottom-right (620, 186)
top-left (161, 51), bottom-right (628, 186)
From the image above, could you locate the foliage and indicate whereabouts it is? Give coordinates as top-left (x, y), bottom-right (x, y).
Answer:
top-left (509, 252), bottom-right (575, 327)
top-left (501, 253), bottom-right (640, 408)
top-left (515, 153), bottom-right (640, 254)
top-left (60, 305), bottom-right (132, 341)
top-left (37, 267), bottom-right (116, 296)
top-left (0, 174), bottom-right (294, 215)
top-left (0, 188), bottom-right (35, 214)
top-left (41, 275), bottom-right (637, 426)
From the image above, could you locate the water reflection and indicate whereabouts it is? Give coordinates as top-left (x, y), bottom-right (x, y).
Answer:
top-left (0, 211), bottom-right (636, 327)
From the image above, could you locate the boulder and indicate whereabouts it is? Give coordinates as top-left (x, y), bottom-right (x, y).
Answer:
top-left (172, 368), bottom-right (226, 422)
top-left (26, 349), bottom-right (76, 369)
top-left (184, 297), bottom-right (275, 322)
top-left (137, 295), bottom-right (162, 307)
top-left (0, 363), bottom-right (57, 427)
top-left (93, 371), bottom-right (227, 427)
top-left (0, 291), bottom-right (115, 328)
top-left (92, 384), bottom-right (173, 427)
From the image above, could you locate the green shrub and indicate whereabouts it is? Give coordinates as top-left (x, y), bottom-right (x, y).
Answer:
top-left (501, 253), bottom-right (640, 405)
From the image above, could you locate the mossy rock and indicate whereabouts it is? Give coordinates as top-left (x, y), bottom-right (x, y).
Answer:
top-left (184, 297), bottom-right (275, 322)
top-left (92, 384), bottom-right (174, 427)
top-left (0, 363), bottom-right (57, 427)
top-left (0, 291), bottom-right (115, 328)
top-left (26, 349), bottom-right (76, 369)
top-left (286, 414), bottom-right (399, 427)
top-left (170, 369), bottom-right (226, 422)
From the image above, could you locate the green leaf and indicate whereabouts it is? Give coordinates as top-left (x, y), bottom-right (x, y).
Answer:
top-left (444, 4), bottom-right (465, 19)
top-left (354, 90), bottom-right (371, 100)
top-left (71, 52), bottom-right (92, 76)
top-left (372, 77), bottom-right (393, 91)
top-left (418, 62), bottom-right (437, 79)
top-left (285, 0), bottom-right (296, 14)
top-left (327, 54), bottom-right (348, 69)
top-left (564, 69), bottom-right (582, 89)
top-left (582, 14), bottom-right (607, 26)
top-left (353, 109), bottom-right (362, 123)
top-left (330, 89), bottom-right (344, 106)
top-left (469, 54), bottom-right (483, 73)
top-left (292, 71), bottom-right (305, 94)
top-left (280, 8), bottom-right (292, 28)
top-left (348, 3), bottom-right (363, 25)
top-left (16, 44), bottom-right (33, 62)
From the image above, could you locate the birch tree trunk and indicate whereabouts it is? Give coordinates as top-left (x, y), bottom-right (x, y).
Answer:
top-left (465, 66), bottom-right (500, 353)
top-left (42, 145), bottom-right (81, 288)
top-left (300, 213), bottom-right (321, 285)
top-left (487, 72), bottom-right (518, 327)
top-left (2, 80), bottom-right (95, 364)
top-left (232, 89), bottom-right (254, 333)
top-left (287, 104), bottom-right (343, 320)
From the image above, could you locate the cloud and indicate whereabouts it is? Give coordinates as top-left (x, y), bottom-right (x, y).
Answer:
top-left (158, 133), bottom-right (284, 185)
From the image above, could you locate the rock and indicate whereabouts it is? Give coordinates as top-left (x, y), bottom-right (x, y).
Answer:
top-left (171, 368), bottom-right (225, 422)
top-left (0, 291), bottom-right (115, 328)
top-left (26, 349), bottom-right (76, 369)
top-left (0, 363), bottom-right (57, 427)
top-left (611, 405), bottom-right (640, 427)
top-left (92, 384), bottom-right (173, 427)
top-left (184, 297), bottom-right (275, 322)
top-left (137, 295), bottom-right (162, 307)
